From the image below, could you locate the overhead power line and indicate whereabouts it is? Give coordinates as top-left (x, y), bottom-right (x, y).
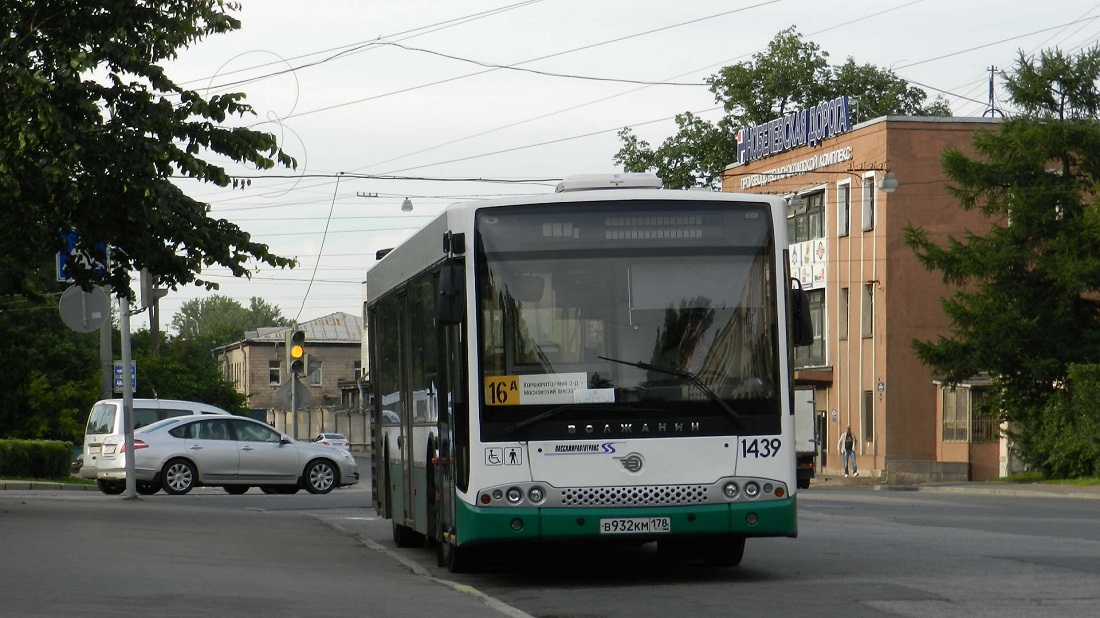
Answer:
top-left (374, 41), bottom-right (706, 86)
top-left (247, 0), bottom-right (781, 126)
top-left (189, 0), bottom-right (547, 93)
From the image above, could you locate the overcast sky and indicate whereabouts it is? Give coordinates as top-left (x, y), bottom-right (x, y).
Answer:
top-left (138, 0), bottom-right (1100, 331)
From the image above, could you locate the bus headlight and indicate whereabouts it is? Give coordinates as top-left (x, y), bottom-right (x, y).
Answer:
top-left (506, 487), bottom-right (523, 503)
top-left (528, 486), bottom-right (545, 503)
top-left (745, 482), bottom-right (761, 499)
top-left (723, 482), bottom-right (740, 498)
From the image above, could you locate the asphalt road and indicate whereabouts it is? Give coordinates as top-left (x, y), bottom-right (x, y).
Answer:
top-left (3, 479), bottom-right (1100, 618)
top-left (321, 485), bottom-right (1100, 618)
top-left (0, 484), bottom-right (516, 618)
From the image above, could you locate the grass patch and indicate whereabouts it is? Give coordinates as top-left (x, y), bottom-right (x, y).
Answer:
top-left (992, 472), bottom-right (1100, 486)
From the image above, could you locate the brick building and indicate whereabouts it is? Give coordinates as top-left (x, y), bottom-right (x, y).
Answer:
top-left (725, 107), bottom-right (1017, 481)
top-left (213, 312), bottom-right (368, 444)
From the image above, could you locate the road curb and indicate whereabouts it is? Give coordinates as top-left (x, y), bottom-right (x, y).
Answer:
top-left (0, 481), bottom-right (98, 491)
top-left (316, 516), bottom-right (536, 618)
top-left (908, 484), bottom-right (1100, 500)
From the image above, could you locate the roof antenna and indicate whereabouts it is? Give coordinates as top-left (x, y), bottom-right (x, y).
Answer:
top-left (983, 66), bottom-right (1004, 118)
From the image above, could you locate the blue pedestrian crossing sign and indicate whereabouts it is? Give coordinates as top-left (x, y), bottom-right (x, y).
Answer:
top-left (56, 231), bottom-right (108, 282)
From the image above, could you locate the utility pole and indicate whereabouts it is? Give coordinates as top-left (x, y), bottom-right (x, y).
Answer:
top-left (99, 301), bottom-right (113, 399)
top-left (119, 294), bottom-right (137, 499)
top-left (983, 66), bottom-right (1004, 118)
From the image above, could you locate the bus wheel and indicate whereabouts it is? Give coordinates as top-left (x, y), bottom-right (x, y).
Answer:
top-left (392, 522), bottom-right (425, 548)
top-left (702, 536), bottom-right (746, 567)
top-left (440, 539), bottom-right (478, 573)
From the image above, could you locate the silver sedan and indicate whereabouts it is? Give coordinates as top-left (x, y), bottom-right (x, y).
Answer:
top-left (96, 416), bottom-right (359, 495)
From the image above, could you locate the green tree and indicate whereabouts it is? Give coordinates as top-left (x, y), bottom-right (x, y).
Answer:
top-left (615, 27), bottom-right (951, 188)
top-left (1, 1), bottom-right (296, 300)
top-left (0, 264), bottom-right (100, 442)
top-left (904, 47), bottom-right (1100, 475)
top-left (170, 294), bottom-right (290, 350)
top-left (130, 330), bottom-right (247, 413)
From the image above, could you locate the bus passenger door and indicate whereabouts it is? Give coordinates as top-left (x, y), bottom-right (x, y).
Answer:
top-left (398, 298), bottom-right (416, 530)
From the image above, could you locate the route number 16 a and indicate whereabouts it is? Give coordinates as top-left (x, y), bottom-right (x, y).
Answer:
top-left (484, 377), bottom-right (519, 406)
top-left (741, 438), bottom-right (782, 458)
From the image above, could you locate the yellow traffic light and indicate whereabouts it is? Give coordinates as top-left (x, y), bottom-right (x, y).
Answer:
top-left (286, 329), bottom-right (306, 376)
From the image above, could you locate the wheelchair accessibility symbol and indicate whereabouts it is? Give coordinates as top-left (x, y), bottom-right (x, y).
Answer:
top-left (485, 447), bottom-right (522, 466)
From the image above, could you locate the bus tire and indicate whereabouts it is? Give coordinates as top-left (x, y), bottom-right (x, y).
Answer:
top-left (392, 522), bottom-right (425, 548)
top-left (702, 536), bottom-right (746, 567)
top-left (441, 540), bottom-right (478, 573)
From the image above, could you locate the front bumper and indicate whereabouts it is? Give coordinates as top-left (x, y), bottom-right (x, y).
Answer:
top-left (453, 495), bottom-right (798, 545)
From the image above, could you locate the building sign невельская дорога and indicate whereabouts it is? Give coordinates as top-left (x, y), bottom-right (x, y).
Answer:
top-left (736, 96), bottom-right (851, 166)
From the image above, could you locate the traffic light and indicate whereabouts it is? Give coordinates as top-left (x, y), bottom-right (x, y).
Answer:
top-left (286, 329), bottom-right (306, 376)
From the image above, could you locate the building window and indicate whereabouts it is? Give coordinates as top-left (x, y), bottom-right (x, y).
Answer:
top-left (308, 363), bottom-right (322, 387)
top-left (793, 289), bottom-right (825, 368)
top-left (787, 190), bottom-right (825, 244)
top-left (839, 287), bottom-right (849, 341)
top-left (268, 361), bottom-right (280, 386)
top-left (861, 283), bottom-right (874, 339)
top-left (861, 175), bottom-right (875, 231)
top-left (786, 190), bottom-right (827, 369)
top-left (837, 182), bottom-right (851, 237)
top-left (942, 386), bottom-right (995, 443)
top-left (353, 361), bottom-right (362, 381)
top-left (862, 390), bottom-right (874, 442)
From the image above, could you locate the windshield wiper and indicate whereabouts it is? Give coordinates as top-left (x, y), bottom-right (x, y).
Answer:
top-left (597, 356), bottom-right (747, 430)
top-left (505, 404), bottom-right (605, 435)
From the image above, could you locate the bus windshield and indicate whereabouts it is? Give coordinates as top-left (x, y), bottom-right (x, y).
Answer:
top-left (475, 200), bottom-right (781, 441)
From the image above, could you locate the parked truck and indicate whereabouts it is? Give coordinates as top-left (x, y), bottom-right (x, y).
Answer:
top-left (794, 387), bottom-right (817, 489)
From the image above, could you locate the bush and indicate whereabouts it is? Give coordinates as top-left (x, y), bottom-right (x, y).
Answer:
top-left (1022, 364), bottom-right (1100, 479)
top-left (0, 439), bottom-right (73, 479)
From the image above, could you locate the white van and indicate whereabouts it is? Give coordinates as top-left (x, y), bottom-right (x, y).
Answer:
top-left (78, 398), bottom-right (232, 481)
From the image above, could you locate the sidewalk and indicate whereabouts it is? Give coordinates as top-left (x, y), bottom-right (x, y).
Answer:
top-left (811, 472), bottom-right (1100, 500)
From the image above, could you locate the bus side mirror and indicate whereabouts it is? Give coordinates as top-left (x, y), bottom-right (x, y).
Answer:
top-left (790, 286), bottom-right (814, 347)
top-left (436, 259), bottom-right (465, 326)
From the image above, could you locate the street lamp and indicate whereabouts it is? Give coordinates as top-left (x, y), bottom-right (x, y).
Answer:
top-left (401, 197), bottom-right (413, 212)
top-left (877, 171), bottom-right (898, 193)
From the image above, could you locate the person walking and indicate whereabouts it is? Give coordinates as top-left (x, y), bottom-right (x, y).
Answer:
top-left (837, 425), bottom-right (858, 477)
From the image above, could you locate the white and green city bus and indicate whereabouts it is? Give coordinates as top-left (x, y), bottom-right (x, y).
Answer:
top-left (365, 173), bottom-right (813, 572)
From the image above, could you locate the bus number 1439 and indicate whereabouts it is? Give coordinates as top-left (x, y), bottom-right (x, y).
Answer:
top-left (741, 438), bottom-right (782, 458)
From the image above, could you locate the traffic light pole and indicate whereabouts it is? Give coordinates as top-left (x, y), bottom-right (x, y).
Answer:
top-left (291, 371), bottom-right (297, 417)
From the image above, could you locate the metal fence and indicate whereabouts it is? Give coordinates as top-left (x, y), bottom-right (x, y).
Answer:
top-left (266, 407), bottom-right (370, 452)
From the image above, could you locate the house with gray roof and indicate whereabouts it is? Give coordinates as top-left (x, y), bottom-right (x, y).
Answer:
top-left (212, 312), bottom-right (366, 423)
